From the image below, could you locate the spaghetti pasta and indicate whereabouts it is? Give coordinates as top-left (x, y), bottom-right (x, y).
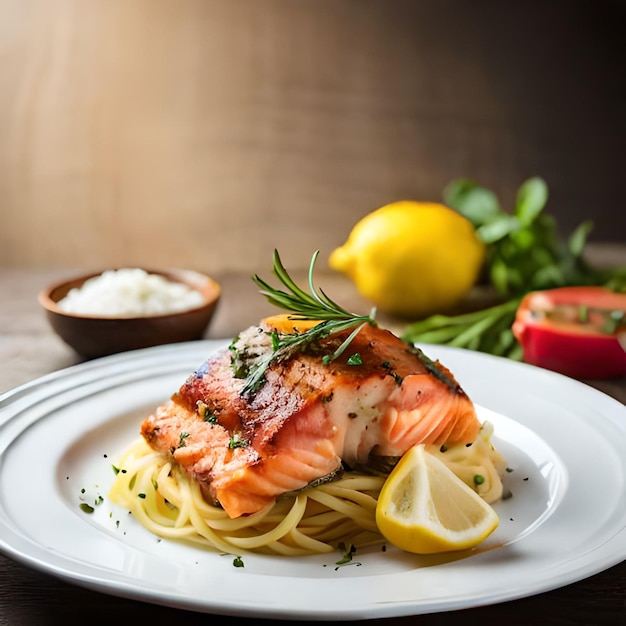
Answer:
top-left (108, 421), bottom-right (506, 556)
top-left (430, 420), bottom-right (507, 503)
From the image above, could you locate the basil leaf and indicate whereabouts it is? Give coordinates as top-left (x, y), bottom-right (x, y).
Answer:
top-left (445, 185), bottom-right (501, 227)
top-left (442, 178), bottom-right (478, 207)
top-left (515, 177), bottom-right (548, 225)
top-left (490, 258), bottom-right (511, 294)
top-left (568, 219), bottom-right (594, 257)
top-left (476, 215), bottom-right (520, 244)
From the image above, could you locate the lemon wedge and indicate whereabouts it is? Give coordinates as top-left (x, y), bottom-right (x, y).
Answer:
top-left (375, 444), bottom-right (499, 554)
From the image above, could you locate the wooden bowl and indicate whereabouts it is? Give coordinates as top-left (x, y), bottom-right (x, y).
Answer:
top-left (38, 268), bottom-right (221, 358)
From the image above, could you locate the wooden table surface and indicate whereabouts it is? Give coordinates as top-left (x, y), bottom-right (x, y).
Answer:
top-left (1, 259), bottom-right (625, 625)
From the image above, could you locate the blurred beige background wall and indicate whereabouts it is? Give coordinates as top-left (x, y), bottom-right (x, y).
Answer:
top-left (0, 0), bottom-right (623, 273)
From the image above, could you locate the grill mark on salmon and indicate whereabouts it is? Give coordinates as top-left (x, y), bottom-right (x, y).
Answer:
top-left (140, 321), bottom-right (480, 518)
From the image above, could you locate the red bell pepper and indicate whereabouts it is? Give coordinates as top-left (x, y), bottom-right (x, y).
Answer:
top-left (512, 286), bottom-right (626, 379)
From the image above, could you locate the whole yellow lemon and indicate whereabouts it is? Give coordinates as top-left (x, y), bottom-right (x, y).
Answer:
top-left (329, 201), bottom-right (485, 318)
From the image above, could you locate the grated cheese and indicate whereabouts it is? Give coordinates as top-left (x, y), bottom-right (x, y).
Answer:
top-left (57, 268), bottom-right (204, 317)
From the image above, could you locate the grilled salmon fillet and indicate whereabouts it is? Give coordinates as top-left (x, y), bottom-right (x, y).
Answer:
top-left (140, 319), bottom-right (480, 518)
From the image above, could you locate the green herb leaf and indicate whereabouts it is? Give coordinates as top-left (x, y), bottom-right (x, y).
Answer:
top-left (444, 179), bottom-right (501, 226)
top-left (515, 177), bottom-right (548, 225)
top-left (346, 353), bottom-right (363, 365)
top-left (476, 214), bottom-right (520, 245)
top-left (237, 250), bottom-right (377, 395)
top-left (567, 219), bottom-right (594, 258)
top-left (228, 435), bottom-right (250, 449)
top-left (335, 542), bottom-right (356, 566)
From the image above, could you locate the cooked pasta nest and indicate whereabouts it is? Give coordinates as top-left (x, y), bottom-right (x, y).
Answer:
top-left (108, 422), bottom-right (506, 557)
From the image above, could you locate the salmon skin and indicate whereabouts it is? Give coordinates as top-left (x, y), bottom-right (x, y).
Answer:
top-left (141, 320), bottom-right (480, 518)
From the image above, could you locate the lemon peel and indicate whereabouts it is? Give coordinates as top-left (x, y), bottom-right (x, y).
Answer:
top-left (375, 444), bottom-right (499, 554)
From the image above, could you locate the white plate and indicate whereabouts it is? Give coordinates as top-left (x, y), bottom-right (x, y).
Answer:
top-left (0, 340), bottom-right (625, 620)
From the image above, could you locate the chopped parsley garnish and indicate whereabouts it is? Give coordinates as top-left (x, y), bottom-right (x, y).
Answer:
top-left (228, 435), bottom-right (250, 449)
top-left (197, 401), bottom-right (218, 424)
top-left (334, 543), bottom-right (362, 569)
top-left (346, 353), bottom-right (363, 365)
top-left (78, 487), bottom-right (104, 514)
top-left (335, 543), bottom-right (356, 565)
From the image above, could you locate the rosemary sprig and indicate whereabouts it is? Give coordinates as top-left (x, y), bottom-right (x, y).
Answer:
top-left (402, 298), bottom-right (523, 359)
top-left (237, 250), bottom-right (377, 395)
top-left (253, 250), bottom-right (376, 324)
